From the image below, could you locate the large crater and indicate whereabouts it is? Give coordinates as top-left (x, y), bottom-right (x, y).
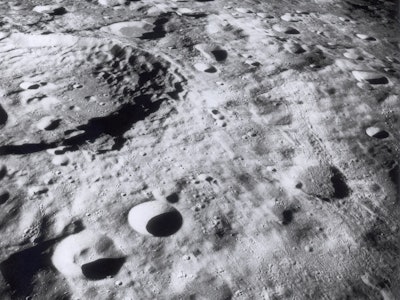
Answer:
top-left (0, 34), bottom-right (185, 155)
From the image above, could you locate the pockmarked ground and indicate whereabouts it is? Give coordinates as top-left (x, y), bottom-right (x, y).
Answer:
top-left (0, 0), bottom-right (399, 299)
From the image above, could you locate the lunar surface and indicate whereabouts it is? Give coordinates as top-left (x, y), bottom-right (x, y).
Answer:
top-left (0, 0), bottom-right (399, 299)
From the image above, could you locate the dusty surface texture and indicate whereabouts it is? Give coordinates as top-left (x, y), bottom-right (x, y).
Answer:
top-left (0, 0), bottom-right (399, 299)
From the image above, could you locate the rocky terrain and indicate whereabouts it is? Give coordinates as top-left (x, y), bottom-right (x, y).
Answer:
top-left (0, 0), bottom-right (399, 299)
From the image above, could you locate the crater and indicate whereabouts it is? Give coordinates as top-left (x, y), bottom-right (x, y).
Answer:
top-left (52, 230), bottom-right (124, 279)
top-left (366, 126), bottom-right (389, 139)
top-left (0, 35), bottom-right (185, 156)
top-left (128, 201), bottom-right (183, 237)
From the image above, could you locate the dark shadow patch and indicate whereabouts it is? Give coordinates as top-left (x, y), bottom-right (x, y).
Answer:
top-left (361, 36), bottom-right (376, 41)
top-left (146, 210), bottom-right (183, 237)
top-left (0, 191), bottom-right (9, 204)
top-left (0, 220), bottom-right (83, 297)
top-left (211, 49), bottom-right (228, 62)
top-left (193, 13), bottom-right (208, 19)
top-left (0, 239), bottom-right (55, 297)
top-left (140, 14), bottom-right (170, 40)
top-left (0, 104), bottom-right (7, 128)
top-left (204, 175), bottom-right (218, 185)
top-left (389, 164), bottom-right (399, 195)
top-left (389, 164), bottom-right (399, 184)
top-left (372, 130), bottom-right (389, 139)
top-left (0, 142), bottom-right (58, 155)
top-left (49, 7), bottom-right (67, 16)
top-left (0, 95), bottom-right (163, 155)
top-left (25, 84), bottom-right (40, 90)
top-left (179, 12), bottom-right (208, 19)
top-left (81, 257), bottom-right (125, 280)
top-left (0, 165), bottom-right (7, 181)
top-left (330, 167), bottom-right (350, 199)
top-left (285, 28), bottom-right (300, 34)
top-left (63, 95), bottom-right (163, 152)
top-left (44, 119), bottom-right (61, 131)
top-left (166, 193), bottom-right (179, 203)
top-left (377, 278), bottom-right (391, 289)
top-left (320, 196), bottom-right (331, 202)
top-left (204, 66), bottom-right (217, 73)
top-left (293, 47), bottom-right (306, 54)
top-left (167, 82), bottom-right (184, 100)
top-left (367, 76), bottom-right (389, 85)
top-left (282, 209), bottom-right (293, 225)
top-left (364, 230), bottom-right (379, 247)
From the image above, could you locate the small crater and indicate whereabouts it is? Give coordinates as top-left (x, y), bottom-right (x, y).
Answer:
top-left (284, 42), bottom-right (305, 54)
top-left (295, 182), bottom-right (303, 189)
top-left (52, 155), bottom-right (69, 166)
top-left (366, 127), bottom-right (389, 139)
top-left (356, 33), bottom-right (376, 41)
top-left (272, 24), bottom-right (300, 34)
top-left (37, 116), bottom-right (60, 131)
top-left (166, 192), bottom-right (179, 203)
top-left (81, 257), bottom-right (125, 280)
top-left (52, 231), bottom-right (124, 279)
top-left (352, 71), bottom-right (389, 85)
top-left (20, 82), bottom-right (40, 90)
top-left (194, 62), bottom-right (217, 73)
top-left (128, 201), bottom-right (183, 237)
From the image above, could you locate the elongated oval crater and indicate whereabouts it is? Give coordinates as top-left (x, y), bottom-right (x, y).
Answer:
top-left (128, 201), bottom-right (183, 237)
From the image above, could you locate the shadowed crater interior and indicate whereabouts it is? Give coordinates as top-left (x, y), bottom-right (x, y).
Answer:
top-left (81, 257), bottom-right (126, 280)
top-left (0, 104), bottom-right (7, 128)
top-left (282, 209), bottom-right (294, 225)
top-left (211, 49), bottom-right (228, 62)
top-left (146, 210), bottom-right (183, 237)
top-left (330, 166), bottom-right (350, 199)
